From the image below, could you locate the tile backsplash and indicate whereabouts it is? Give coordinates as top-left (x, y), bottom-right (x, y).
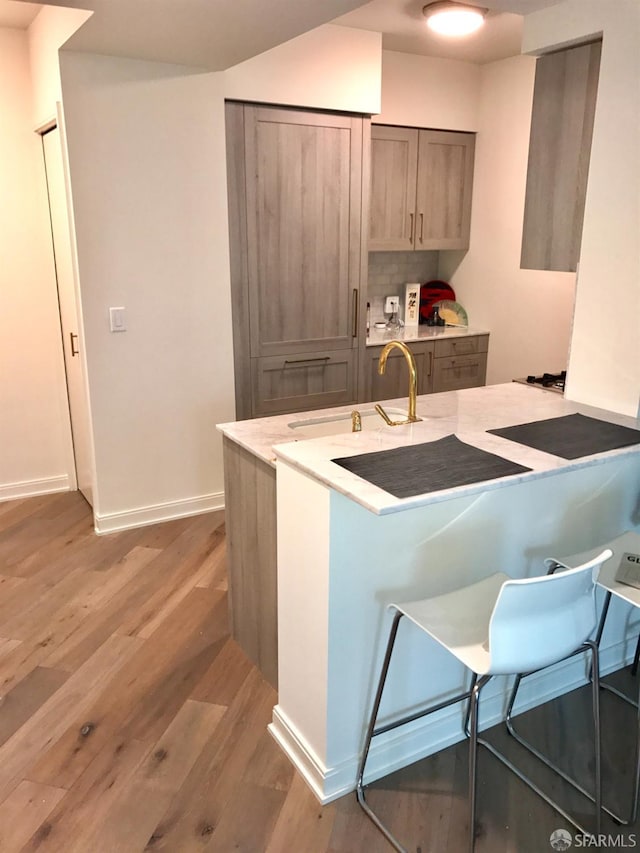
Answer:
top-left (367, 251), bottom-right (439, 323)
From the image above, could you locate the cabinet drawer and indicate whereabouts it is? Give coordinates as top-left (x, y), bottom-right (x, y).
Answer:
top-left (251, 350), bottom-right (356, 417)
top-left (434, 335), bottom-right (488, 359)
top-left (432, 352), bottom-right (487, 393)
top-left (362, 341), bottom-right (434, 402)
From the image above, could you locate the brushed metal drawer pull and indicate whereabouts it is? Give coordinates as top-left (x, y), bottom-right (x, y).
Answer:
top-left (409, 212), bottom-right (414, 244)
top-left (419, 212), bottom-right (424, 243)
top-left (69, 332), bottom-right (79, 357)
top-left (352, 288), bottom-right (358, 338)
top-left (283, 356), bottom-right (330, 366)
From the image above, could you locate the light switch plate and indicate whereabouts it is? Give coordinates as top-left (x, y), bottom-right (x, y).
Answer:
top-left (385, 295), bottom-right (400, 314)
top-left (109, 306), bottom-right (126, 332)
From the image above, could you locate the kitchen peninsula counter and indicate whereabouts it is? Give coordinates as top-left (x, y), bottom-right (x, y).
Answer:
top-left (218, 384), bottom-right (640, 804)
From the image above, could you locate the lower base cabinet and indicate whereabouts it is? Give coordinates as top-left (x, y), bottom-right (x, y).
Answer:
top-left (362, 333), bottom-right (488, 401)
top-left (223, 437), bottom-right (278, 688)
top-left (362, 340), bottom-right (434, 402)
top-left (432, 334), bottom-right (488, 393)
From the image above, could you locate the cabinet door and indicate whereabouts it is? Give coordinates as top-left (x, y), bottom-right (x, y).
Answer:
top-left (251, 349), bottom-right (356, 417)
top-left (362, 342), bottom-right (434, 403)
top-left (244, 106), bottom-right (362, 357)
top-left (520, 41), bottom-right (601, 272)
top-left (432, 352), bottom-right (487, 393)
top-left (369, 126), bottom-right (418, 251)
top-left (416, 130), bottom-right (475, 251)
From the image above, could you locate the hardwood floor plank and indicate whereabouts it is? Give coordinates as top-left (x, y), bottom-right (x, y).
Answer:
top-left (0, 780), bottom-right (66, 851)
top-left (74, 699), bottom-right (226, 853)
top-left (144, 668), bottom-right (275, 850)
top-left (266, 772), bottom-right (336, 853)
top-left (42, 529), bottom-right (219, 673)
top-left (135, 527), bottom-right (226, 639)
top-left (189, 637), bottom-right (254, 706)
top-left (0, 633), bottom-right (142, 804)
top-left (0, 666), bottom-right (69, 748)
top-left (203, 782), bottom-right (286, 853)
top-left (28, 588), bottom-right (228, 789)
top-left (21, 737), bottom-right (151, 853)
top-left (116, 523), bottom-right (224, 639)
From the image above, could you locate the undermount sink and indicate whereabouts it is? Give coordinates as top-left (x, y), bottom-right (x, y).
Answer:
top-left (288, 408), bottom-right (408, 439)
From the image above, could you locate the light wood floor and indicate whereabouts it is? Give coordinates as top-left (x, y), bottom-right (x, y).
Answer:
top-left (0, 492), bottom-right (638, 852)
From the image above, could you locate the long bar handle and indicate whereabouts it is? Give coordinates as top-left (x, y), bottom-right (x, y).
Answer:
top-left (352, 288), bottom-right (358, 338)
top-left (409, 212), bottom-right (415, 245)
top-left (419, 212), bottom-right (424, 243)
top-left (284, 356), bottom-right (330, 366)
top-left (69, 332), bottom-right (79, 357)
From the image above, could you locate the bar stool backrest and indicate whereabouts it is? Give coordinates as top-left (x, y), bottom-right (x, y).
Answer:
top-left (487, 549), bottom-right (612, 675)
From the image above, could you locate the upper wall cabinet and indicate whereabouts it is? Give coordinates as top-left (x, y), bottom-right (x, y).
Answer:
top-left (520, 40), bottom-right (602, 273)
top-left (369, 125), bottom-right (475, 252)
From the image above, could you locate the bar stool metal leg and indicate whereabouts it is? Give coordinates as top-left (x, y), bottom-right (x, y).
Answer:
top-left (498, 641), bottom-right (603, 833)
top-left (356, 610), bottom-right (406, 853)
top-left (468, 675), bottom-right (491, 853)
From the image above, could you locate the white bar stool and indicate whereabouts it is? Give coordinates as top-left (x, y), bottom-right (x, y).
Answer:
top-left (356, 549), bottom-right (612, 852)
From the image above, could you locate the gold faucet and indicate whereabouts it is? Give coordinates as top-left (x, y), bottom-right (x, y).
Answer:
top-left (375, 340), bottom-right (422, 426)
top-left (351, 410), bottom-right (362, 432)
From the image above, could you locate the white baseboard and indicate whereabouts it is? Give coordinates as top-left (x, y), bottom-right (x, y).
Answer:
top-left (0, 475), bottom-right (71, 503)
top-left (94, 491), bottom-right (225, 535)
top-left (271, 639), bottom-right (630, 804)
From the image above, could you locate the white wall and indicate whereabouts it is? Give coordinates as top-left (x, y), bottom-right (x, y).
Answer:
top-left (375, 49), bottom-right (480, 129)
top-left (54, 25), bottom-right (385, 531)
top-left (224, 24), bottom-right (381, 114)
top-left (0, 27), bottom-right (75, 501)
top-left (524, 0), bottom-right (640, 417)
top-left (28, 5), bottom-right (91, 126)
top-left (439, 55), bottom-right (576, 385)
top-left (59, 52), bottom-right (236, 531)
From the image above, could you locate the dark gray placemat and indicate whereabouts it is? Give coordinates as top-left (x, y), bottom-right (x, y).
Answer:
top-left (332, 434), bottom-right (531, 499)
top-left (488, 412), bottom-right (640, 459)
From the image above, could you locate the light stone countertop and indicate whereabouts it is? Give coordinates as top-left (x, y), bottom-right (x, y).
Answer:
top-left (366, 323), bottom-right (489, 347)
top-left (217, 383), bottom-right (640, 515)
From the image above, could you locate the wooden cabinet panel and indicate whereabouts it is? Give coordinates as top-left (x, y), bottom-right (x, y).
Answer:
top-left (369, 124), bottom-right (475, 252)
top-left (223, 437), bottom-right (277, 688)
top-left (244, 106), bottom-right (362, 357)
top-left (520, 40), bottom-right (601, 272)
top-left (362, 341), bottom-right (434, 402)
top-left (251, 349), bottom-right (356, 416)
top-left (416, 131), bottom-right (475, 250)
top-left (432, 351), bottom-right (487, 393)
top-left (369, 126), bottom-right (418, 251)
top-left (434, 334), bottom-right (488, 359)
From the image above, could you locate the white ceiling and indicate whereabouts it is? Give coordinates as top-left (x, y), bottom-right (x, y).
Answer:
top-left (0, 0), bottom-right (565, 66)
top-left (335, 0), bottom-right (565, 64)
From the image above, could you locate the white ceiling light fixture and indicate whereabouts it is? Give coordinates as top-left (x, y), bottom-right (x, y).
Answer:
top-left (423, 1), bottom-right (488, 37)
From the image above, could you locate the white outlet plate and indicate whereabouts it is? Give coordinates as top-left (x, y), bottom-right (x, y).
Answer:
top-left (385, 295), bottom-right (400, 313)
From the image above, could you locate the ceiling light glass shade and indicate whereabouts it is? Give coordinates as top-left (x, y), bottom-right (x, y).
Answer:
top-left (423, 2), bottom-right (487, 36)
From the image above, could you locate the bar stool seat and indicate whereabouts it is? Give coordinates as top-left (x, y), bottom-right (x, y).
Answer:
top-left (356, 549), bottom-right (612, 853)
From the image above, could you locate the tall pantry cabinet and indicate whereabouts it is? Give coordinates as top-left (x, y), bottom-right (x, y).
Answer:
top-left (226, 102), bottom-right (367, 419)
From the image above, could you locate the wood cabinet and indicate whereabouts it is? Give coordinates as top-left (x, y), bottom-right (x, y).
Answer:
top-left (226, 102), bottom-right (365, 419)
top-left (361, 334), bottom-right (489, 401)
top-left (369, 125), bottom-right (475, 252)
top-left (520, 40), bottom-right (601, 272)
top-left (432, 335), bottom-right (488, 393)
top-left (361, 340), bottom-right (434, 402)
